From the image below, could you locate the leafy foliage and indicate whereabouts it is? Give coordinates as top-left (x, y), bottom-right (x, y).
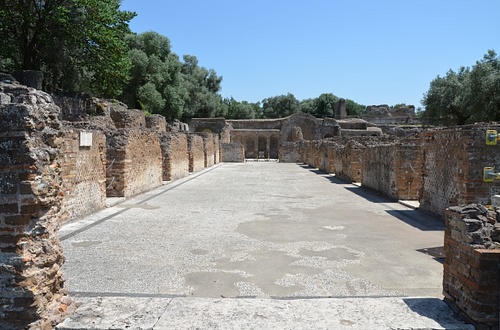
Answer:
top-left (0, 0), bottom-right (136, 97)
top-left (262, 93), bottom-right (299, 118)
top-left (422, 50), bottom-right (500, 125)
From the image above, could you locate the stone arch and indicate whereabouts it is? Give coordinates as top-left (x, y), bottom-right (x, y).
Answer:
top-left (258, 136), bottom-right (267, 159)
top-left (245, 137), bottom-right (255, 159)
top-left (270, 135), bottom-right (279, 159)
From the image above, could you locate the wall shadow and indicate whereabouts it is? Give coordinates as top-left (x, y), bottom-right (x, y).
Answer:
top-left (297, 164), bottom-right (444, 231)
top-left (385, 209), bottom-right (444, 231)
top-left (402, 298), bottom-right (473, 329)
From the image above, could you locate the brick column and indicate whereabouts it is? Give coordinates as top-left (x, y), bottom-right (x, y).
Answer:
top-left (444, 205), bottom-right (500, 329)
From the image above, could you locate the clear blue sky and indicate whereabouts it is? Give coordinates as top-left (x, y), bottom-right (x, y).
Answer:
top-left (120, 1), bottom-right (499, 109)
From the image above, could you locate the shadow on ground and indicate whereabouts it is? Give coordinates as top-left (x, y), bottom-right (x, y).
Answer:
top-left (403, 298), bottom-right (473, 329)
top-left (299, 164), bottom-right (444, 232)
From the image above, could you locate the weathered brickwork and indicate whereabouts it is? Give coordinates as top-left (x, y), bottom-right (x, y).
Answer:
top-left (61, 130), bottom-right (106, 220)
top-left (361, 138), bottom-right (422, 200)
top-left (420, 125), bottom-right (500, 218)
top-left (444, 205), bottom-right (500, 329)
top-left (106, 129), bottom-right (162, 198)
top-left (331, 140), bottom-right (364, 183)
top-left (201, 133), bottom-right (216, 168)
top-left (221, 143), bottom-right (245, 162)
top-left (0, 83), bottom-right (73, 329)
top-left (160, 133), bottom-right (189, 181)
top-left (146, 114), bottom-right (167, 133)
top-left (278, 142), bottom-right (304, 163)
top-left (188, 134), bottom-right (205, 173)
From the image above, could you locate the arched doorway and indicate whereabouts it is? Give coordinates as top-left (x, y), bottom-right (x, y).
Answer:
top-left (245, 137), bottom-right (255, 159)
top-left (270, 135), bottom-right (279, 159)
top-left (258, 136), bottom-right (267, 159)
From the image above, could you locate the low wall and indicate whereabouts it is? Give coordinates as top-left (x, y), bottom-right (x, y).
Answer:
top-left (332, 140), bottom-right (364, 183)
top-left (361, 139), bottom-right (422, 200)
top-left (188, 134), bottom-right (205, 172)
top-left (106, 129), bottom-right (162, 197)
top-left (221, 143), bottom-right (245, 162)
top-left (160, 133), bottom-right (189, 181)
top-left (61, 130), bottom-right (107, 221)
top-left (278, 142), bottom-right (304, 163)
top-left (444, 205), bottom-right (500, 329)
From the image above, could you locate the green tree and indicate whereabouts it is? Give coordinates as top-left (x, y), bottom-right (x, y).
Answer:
top-left (180, 55), bottom-right (225, 119)
top-left (315, 93), bottom-right (339, 117)
top-left (120, 32), bottom-right (186, 119)
top-left (224, 97), bottom-right (260, 119)
top-left (345, 99), bottom-right (365, 116)
top-left (422, 67), bottom-right (472, 125)
top-left (0, 0), bottom-right (135, 97)
top-left (422, 50), bottom-right (500, 125)
top-left (299, 98), bottom-right (316, 114)
top-left (262, 93), bottom-right (299, 118)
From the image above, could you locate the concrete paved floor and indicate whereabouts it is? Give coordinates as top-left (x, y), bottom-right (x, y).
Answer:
top-left (57, 163), bottom-right (473, 329)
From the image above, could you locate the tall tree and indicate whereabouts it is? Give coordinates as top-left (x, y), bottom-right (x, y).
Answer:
top-left (0, 0), bottom-right (135, 97)
top-left (422, 50), bottom-right (500, 125)
top-left (180, 55), bottom-right (225, 119)
top-left (262, 93), bottom-right (299, 118)
top-left (315, 93), bottom-right (339, 117)
top-left (120, 32), bottom-right (186, 119)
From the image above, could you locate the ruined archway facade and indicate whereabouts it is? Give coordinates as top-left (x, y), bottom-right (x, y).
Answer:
top-left (189, 113), bottom-right (341, 160)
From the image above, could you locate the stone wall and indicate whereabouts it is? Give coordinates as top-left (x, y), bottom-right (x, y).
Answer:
top-left (443, 205), bottom-right (500, 329)
top-left (0, 83), bottom-right (73, 329)
top-left (361, 138), bottom-right (422, 200)
top-left (160, 133), bottom-right (189, 181)
top-left (106, 129), bottom-right (162, 198)
top-left (201, 133), bottom-right (216, 168)
top-left (188, 134), bottom-right (205, 173)
top-left (420, 125), bottom-right (500, 218)
top-left (331, 140), bottom-right (364, 183)
top-left (221, 143), bottom-right (245, 162)
top-left (279, 141), bottom-right (304, 163)
top-left (61, 130), bottom-right (106, 220)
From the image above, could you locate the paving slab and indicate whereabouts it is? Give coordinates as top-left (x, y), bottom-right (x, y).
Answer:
top-left (57, 163), bottom-right (473, 329)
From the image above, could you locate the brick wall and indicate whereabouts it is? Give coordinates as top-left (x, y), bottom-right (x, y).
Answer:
top-left (361, 138), bottom-right (422, 200)
top-left (188, 134), bottom-right (205, 173)
top-left (443, 205), bottom-right (500, 329)
top-left (160, 133), bottom-right (189, 181)
top-left (106, 129), bottom-right (162, 197)
top-left (0, 83), bottom-right (72, 329)
top-left (420, 125), bottom-right (500, 218)
top-left (332, 140), bottom-right (364, 183)
top-left (61, 130), bottom-right (106, 221)
top-left (221, 143), bottom-right (245, 162)
top-left (201, 133), bottom-right (215, 168)
top-left (278, 142), bottom-right (304, 163)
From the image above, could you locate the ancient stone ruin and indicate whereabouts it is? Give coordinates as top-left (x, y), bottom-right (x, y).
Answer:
top-left (1, 80), bottom-right (500, 328)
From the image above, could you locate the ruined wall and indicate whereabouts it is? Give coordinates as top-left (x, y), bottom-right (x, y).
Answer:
top-left (420, 125), bottom-right (500, 218)
top-left (0, 83), bottom-right (73, 329)
top-left (279, 141), bottom-right (304, 163)
top-left (188, 134), bottom-right (205, 172)
top-left (213, 134), bottom-right (220, 164)
top-left (106, 130), bottom-right (162, 197)
top-left (332, 140), bottom-right (364, 183)
top-left (61, 130), bottom-right (106, 220)
top-left (444, 205), bottom-right (500, 329)
top-left (160, 133), bottom-right (189, 181)
top-left (201, 133), bottom-right (216, 168)
top-left (146, 114), bottom-right (167, 133)
top-left (361, 138), bottom-right (422, 200)
top-left (221, 143), bottom-right (245, 162)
